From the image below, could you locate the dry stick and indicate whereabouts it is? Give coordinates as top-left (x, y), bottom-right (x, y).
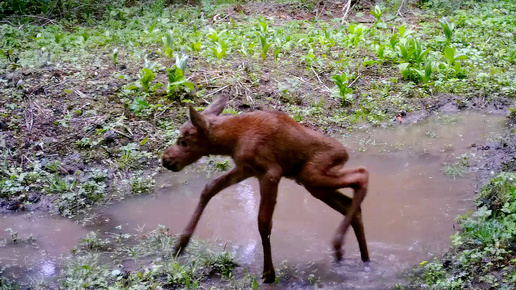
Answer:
top-left (349, 75), bottom-right (361, 87)
top-left (311, 67), bottom-right (332, 92)
top-left (21, 15), bottom-right (56, 24)
top-left (204, 85), bottom-right (230, 99)
top-left (342, 0), bottom-right (352, 22)
top-left (397, 0), bottom-right (407, 18)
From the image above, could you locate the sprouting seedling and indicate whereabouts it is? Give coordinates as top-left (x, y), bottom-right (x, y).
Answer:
top-left (259, 34), bottom-right (272, 60)
top-left (144, 56), bottom-right (158, 71)
top-left (273, 48), bottom-right (281, 65)
top-left (80, 30), bottom-right (89, 42)
top-left (440, 18), bottom-right (455, 45)
top-left (167, 65), bottom-right (194, 94)
top-left (397, 25), bottom-right (412, 38)
top-left (390, 33), bottom-right (399, 50)
top-left (162, 31), bottom-right (174, 58)
top-left (442, 45), bottom-right (468, 79)
top-left (370, 5), bottom-right (386, 23)
top-left (112, 48), bottom-right (118, 65)
top-left (348, 24), bottom-right (366, 47)
top-left (207, 28), bottom-right (226, 43)
top-left (443, 46), bottom-right (467, 66)
top-left (257, 17), bottom-right (268, 33)
top-left (139, 68), bottom-right (155, 93)
top-left (331, 72), bottom-right (355, 104)
top-left (301, 48), bottom-right (316, 66)
top-left (211, 40), bottom-right (227, 60)
top-left (418, 61), bottom-right (434, 84)
top-left (175, 53), bottom-right (189, 72)
top-left (376, 44), bottom-right (385, 72)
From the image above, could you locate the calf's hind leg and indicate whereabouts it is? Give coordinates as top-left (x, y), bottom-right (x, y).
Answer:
top-left (302, 166), bottom-right (369, 262)
top-left (306, 187), bottom-right (369, 262)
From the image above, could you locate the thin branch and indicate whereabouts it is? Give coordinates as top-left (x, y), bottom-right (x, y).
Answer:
top-left (342, 0), bottom-right (353, 22)
top-left (21, 15), bottom-right (56, 24)
top-left (311, 67), bottom-right (332, 92)
top-left (349, 75), bottom-right (360, 87)
top-left (397, 0), bottom-right (407, 18)
top-left (203, 85), bottom-right (230, 99)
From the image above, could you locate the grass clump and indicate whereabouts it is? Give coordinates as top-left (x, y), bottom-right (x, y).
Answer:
top-left (59, 225), bottom-right (241, 289)
top-left (412, 173), bottom-right (516, 289)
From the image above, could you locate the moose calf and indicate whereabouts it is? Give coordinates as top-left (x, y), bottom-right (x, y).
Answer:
top-left (162, 96), bottom-right (369, 283)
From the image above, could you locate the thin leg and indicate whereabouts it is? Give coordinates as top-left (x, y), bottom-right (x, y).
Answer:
top-left (258, 173), bottom-right (280, 283)
top-left (301, 166), bottom-right (369, 262)
top-left (306, 187), bottom-right (369, 262)
top-left (173, 167), bottom-right (250, 255)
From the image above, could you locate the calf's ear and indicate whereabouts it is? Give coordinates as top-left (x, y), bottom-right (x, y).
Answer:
top-left (203, 95), bottom-right (228, 116)
top-left (189, 106), bottom-right (210, 134)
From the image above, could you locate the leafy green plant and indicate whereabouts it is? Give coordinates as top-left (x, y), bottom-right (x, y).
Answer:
top-left (112, 48), bottom-right (118, 65)
top-left (439, 18), bottom-right (455, 45)
top-left (301, 48), bottom-right (316, 66)
top-left (258, 34), bottom-right (272, 60)
top-left (206, 28), bottom-right (225, 42)
top-left (167, 65), bottom-right (194, 96)
top-left (130, 173), bottom-right (155, 194)
top-left (162, 31), bottom-right (174, 58)
top-left (257, 17), bottom-right (268, 33)
top-left (331, 72), bottom-right (355, 105)
top-left (128, 96), bottom-right (150, 115)
top-left (211, 40), bottom-right (227, 60)
top-left (441, 45), bottom-right (468, 79)
top-left (273, 47), bottom-right (281, 65)
top-left (370, 5), bottom-right (386, 23)
top-left (376, 44), bottom-right (386, 71)
top-left (139, 68), bottom-right (155, 93)
top-left (348, 24), bottom-right (366, 47)
top-left (396, 37), bottom-right (432, 83)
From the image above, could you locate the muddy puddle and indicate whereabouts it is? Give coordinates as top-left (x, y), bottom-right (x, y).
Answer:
top-left (0, 213), bottom-right (89, 283)
top-left (0, 111), bottom-right (508, 288)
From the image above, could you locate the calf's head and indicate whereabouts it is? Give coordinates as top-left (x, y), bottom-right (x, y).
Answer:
top-left (162, 96), bottom-right (227, 172)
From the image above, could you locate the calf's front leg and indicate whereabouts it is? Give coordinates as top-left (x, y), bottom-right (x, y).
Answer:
top-left (257, 173), bottom-right (280, 283)
top-left (173, 167), bottom-right (250, 255)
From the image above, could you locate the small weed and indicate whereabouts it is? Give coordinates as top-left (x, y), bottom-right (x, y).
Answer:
top-left (129, 173), bottom-right (155, 195)
top-left (80, 232), bottom-right (110, 250)
top-left (442, 155), bottom-right (468, 178)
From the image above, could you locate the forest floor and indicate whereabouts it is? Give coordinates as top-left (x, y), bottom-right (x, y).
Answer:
top-left (1, 0), bottom-right (515, 288)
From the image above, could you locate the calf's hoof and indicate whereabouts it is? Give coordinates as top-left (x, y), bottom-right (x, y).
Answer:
top-left (262, 270), bottom-right (276, 284)
top-left (333, 246), bottom-right (344, 263)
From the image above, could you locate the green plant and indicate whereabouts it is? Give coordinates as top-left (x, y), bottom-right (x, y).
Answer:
top-left (130, 173), bottom-right (155, 194)
top-left (211, 40), bottom-right (227, 60)
top-left (162, 31), bottom-right (174, 58)
top-left (348, 24), bottom-right (366, 47)
top-left (301, 48), bottom-right (316, 66)
top-left (257, 17), bottom-right (268, 33)
top-left (442, 154), bottom-right (469, 178)
top-left (396, 38), bottom-right (432, 83)
top-left (80, 232), bottom-right (110, 250)
top-left (139, 68), bottom-right (155, 93)
top-left (376, 44), bottom-right (386, 71)
top-left (167, 65), bottom-right (194, 96)
top-left (331, 72), bottom-right (355, 105)
top-left (112, 48), bottom-right (118, 65)
top-left (370, 5), bottom-right (386, 24)
top-left (129, 96), bottom-right (150, 115)
top-left (441, 45), bottom-right (468, 79)
top-left (439, 18), bottom-right (455, 44)
top-left (258, 34), bottom-right (272, 60)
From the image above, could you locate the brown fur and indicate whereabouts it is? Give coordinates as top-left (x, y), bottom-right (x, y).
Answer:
top-left (162, 96), bottom-right (369, 283)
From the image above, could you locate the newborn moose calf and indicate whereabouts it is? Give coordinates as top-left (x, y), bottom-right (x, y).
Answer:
top-left (162, 96), bottom-right (369, 283)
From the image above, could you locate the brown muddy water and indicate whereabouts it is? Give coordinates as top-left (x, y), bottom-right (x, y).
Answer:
top-left (0, 112), bottom-right (508, 288)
